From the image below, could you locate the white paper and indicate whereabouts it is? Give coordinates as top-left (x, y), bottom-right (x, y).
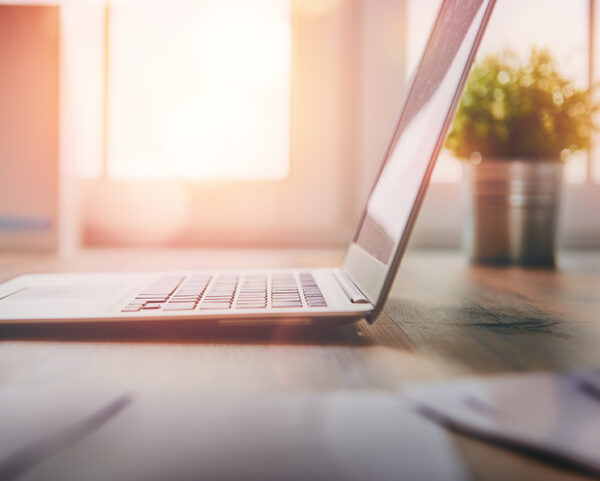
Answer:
top-left (405, 369), bottom-right (600, 475)
top-left (0, 389), bottom-right (469, 481)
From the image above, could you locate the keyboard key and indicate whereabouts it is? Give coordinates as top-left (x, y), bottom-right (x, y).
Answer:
top-left (272, 302), bottom-right (303, 308)
top-left (163, 302), bottom-right (196, 311)
top-left (122, 274), bottom-right (209, 312)
top-left (122, 272), bottom-right (328, 313)
top-left (299, 272), bottom-right (326, 308)
top-left (121, 306), bottom-right (141, 312)
top-left (199, 303), bottom-right (231, 309)
top-left (235, 274), bottom-right (267, 309)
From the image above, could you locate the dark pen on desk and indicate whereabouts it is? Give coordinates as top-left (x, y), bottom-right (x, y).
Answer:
top-left (411, 385), bottom-right (600, 480)
top-left (577, 372), bottom-right (600, 404)
top-left (0, 394), bottom-right (133, 481)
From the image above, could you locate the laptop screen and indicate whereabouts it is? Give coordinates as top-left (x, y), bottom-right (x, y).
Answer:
top-left (353, 0), bottom-right (490, 266)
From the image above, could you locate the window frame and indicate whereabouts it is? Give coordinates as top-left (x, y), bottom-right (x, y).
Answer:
top-left (76, 0), bottom-right (600, 248)
top-left (81, 0), bottom-right (366, 247)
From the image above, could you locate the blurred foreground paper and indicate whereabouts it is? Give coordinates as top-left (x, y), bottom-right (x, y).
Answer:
top-left (0, 390), bottom-right (468, 481)
top-left (406, 369), bottom-right (600, 477)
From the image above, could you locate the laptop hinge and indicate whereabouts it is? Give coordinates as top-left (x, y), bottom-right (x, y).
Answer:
top-left (333, 270), bottom-right (370, 304)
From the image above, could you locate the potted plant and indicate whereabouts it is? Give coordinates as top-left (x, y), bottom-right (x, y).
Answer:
top-left (445, 48), bottom-right (596, 266)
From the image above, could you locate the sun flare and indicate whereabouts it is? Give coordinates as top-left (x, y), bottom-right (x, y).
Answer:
top-left (108, 0), bottom-right (291, 180)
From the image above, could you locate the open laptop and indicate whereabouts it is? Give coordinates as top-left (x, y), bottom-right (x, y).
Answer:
top-left (0, 0), bottom-right (496, 328)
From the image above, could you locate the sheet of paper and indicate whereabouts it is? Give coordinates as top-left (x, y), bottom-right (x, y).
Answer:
top-left (0, 388), bottom-right (132, 480)
top-left (1, 390), bottom-right (470, 481)
top-left (405, 369), bottom-right (600, 476)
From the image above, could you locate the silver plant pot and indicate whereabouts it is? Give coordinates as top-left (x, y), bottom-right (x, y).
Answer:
top-left (461, 159), bottom-right (563, 267)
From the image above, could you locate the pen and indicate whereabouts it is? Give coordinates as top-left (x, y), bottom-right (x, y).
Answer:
top-left (413, 398), bottom-right (600, 479)
top-left (576, 371), bottom-right (600, 404)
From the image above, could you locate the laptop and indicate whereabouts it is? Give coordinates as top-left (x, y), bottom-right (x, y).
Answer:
top-left (0, 0), bottom-right (496, 328)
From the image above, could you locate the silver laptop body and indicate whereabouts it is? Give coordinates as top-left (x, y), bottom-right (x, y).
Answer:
top-left (0, 0), bottom-right (496, 328)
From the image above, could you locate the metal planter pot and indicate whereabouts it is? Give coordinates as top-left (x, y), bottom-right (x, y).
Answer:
top-left (462, 159), bottom-right (563, 267)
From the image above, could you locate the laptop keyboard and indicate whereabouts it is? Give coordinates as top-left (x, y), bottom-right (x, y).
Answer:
top-left (121, 272), bottom-right (326, 313)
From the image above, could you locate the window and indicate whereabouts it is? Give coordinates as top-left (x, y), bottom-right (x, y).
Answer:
top-left (30, 0), bottom-right (600, 248)
top-left (105, 0), bottom-right (291, 180)
top-left (69, 0), bottom-right (363, 246)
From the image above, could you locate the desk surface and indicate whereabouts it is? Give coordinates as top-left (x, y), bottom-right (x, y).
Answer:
top-left (1, 248), bottom-right (599, 481)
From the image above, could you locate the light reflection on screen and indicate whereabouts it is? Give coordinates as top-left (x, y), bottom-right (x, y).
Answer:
top-left (355, 0), bottom-right (488, 264)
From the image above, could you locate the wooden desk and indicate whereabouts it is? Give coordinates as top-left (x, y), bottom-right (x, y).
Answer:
top-left (1, 248), bottom-right (599, 480)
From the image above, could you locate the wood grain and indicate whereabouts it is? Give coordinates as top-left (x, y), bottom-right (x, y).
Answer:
top-left (1, 248), bottom-right (599, 480)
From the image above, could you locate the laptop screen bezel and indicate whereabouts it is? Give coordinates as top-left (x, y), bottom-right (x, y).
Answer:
top-left (342, 0), bottom-right (496, 321)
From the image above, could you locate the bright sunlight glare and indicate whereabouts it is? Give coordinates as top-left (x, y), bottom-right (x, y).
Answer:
top-left (107, 0), bottom-right (291, 180)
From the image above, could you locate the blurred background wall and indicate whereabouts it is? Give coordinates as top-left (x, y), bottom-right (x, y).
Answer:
top-left (1, 0), bottom-right (598, 250)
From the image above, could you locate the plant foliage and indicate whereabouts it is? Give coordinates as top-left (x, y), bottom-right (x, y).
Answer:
top-left (445, 48), bottom-right (596, 160)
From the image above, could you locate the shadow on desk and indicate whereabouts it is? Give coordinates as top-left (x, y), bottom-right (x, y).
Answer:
top-left (0, 320), bottom-right (372, 346)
